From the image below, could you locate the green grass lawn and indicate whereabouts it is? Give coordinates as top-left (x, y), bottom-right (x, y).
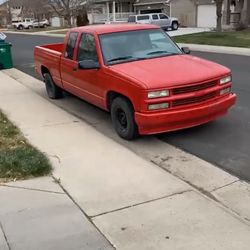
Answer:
top-left (173, 30), bottom-right (250, 48)
top-left (0, 111), bottom-right (52, 182)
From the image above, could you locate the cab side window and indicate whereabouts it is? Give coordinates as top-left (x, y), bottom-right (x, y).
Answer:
top-left (77, 33), bottom-right (98, 62)
top-left (159, 14), bottom-right (168, 19)
top-left (65, 32), bottom-right (78, 60)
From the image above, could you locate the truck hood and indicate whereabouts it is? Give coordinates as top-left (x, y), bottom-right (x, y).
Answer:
top-left (110, 55), bottom-right (230, 89)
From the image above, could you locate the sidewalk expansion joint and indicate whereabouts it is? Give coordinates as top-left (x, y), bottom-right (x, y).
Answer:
top-left (0, 222), bottom-right (11, 250)
top-left (90, 190), bottom-right (192, 219)
top-left (210, 180), bottom-right (240, 193)
top-left (40, 120), bottom-right (80, 128)
top-left (52, 176), bottom-right (117, 250)
top-left (150, 158), bottom-right (221, 203)
top-left (0, 184), bottom-right (65, 195)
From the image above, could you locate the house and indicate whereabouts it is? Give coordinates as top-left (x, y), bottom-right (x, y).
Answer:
top-left (0, 2), bottom-right (8, 26)
top-left (133, 0), bottom-right (170, 15)
top-left (160, 0), bottom-right (250, 28)
top-left (88, 0), bottom-right (134, 24)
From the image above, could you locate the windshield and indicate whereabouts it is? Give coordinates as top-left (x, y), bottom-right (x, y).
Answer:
top-left (99, 29), bottom-right (182, 65)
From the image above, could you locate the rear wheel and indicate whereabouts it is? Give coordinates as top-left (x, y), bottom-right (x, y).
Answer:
top-left (43, 73), bottom-right (63, 99)
top-left (111, 97), bottom-right (138, 140)
top-left (171, 21), bottom-right (179, 30)
top-left (18, 25), bottom-right (23, 30)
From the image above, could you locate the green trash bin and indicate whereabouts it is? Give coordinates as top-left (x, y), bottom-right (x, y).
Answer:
top-left (0, 40), bottom-right (13, 70)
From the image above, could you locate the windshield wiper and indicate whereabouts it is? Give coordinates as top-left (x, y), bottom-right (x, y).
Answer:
top-left (107, 56), bottom-right (133, 63)
top-left (147, 50), bottom-right (169, 55)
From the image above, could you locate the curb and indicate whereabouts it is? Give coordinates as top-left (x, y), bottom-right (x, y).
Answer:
top-left (4, 30), bottom-right (65, 38)
top-left (177, 43), bottom-right (250, 56)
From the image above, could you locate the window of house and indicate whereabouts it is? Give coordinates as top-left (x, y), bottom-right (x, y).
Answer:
top-left (77, 33), bottom-right (98, 62)
top-left (128, 16), bottom-right (136, 22)
top-left (65, 32), bottom-right (78, 60)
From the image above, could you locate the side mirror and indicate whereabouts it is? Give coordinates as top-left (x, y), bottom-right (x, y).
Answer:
top-left (79, 60), bottom-right (100, 70)
top-left (181, 47), bottom-right (191, 54)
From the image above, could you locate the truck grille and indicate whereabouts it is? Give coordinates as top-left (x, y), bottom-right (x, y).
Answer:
top-left (172, 81), bottom-right (217, 95)
top-left (172, 92), bottom-right (217, 107)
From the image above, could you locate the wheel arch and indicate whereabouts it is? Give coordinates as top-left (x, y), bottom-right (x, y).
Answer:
top-left (106, 91), bottom-right (135, 112)
top-left (41, 65), bottom-right (50, 76)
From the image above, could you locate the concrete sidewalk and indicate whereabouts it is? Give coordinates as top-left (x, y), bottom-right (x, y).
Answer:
top-left (0, 177), bottom-right (114, 250)
top-left (0, 70), bottom-right (250, 250)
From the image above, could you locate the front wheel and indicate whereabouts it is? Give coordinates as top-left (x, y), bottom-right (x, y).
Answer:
top-left (111, 97), bottom-right (138, 140)
top-left (43, 73), bottom-right (63, 99)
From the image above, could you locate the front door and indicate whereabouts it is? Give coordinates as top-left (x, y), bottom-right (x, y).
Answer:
top-left (159, 13), bottom-right (171, 28)
top-left (73, 33), bottom-right (105, 108)
top-left (61, 31), bottom-right (79, 93)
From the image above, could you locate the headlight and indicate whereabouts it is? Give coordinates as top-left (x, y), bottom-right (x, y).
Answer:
top-left (220, 75), bottom-right (231, 85)
top-left (148, 90), bottom-right (169, 99)
top-left (148, 103), bottom-right (169, 110)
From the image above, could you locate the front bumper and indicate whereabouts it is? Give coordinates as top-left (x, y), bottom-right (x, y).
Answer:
top-left (135, 93), bottom-right (236, 135)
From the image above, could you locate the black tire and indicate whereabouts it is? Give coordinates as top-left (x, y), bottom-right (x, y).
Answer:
top-left (111, 97), bottom-right (138, 140)
top-left (43, 73), bottom-right (63, 99)
top-left (171, 21), bottom-right (179, 30)
top-left (43, 24), bottom-right (47, 28)
top-left (28, 25), bottom-right (33, 29)
top-left (18, 25), bottom-right (23, 30)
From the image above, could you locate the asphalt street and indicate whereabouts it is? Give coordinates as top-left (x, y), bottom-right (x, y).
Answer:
top-left (5, 33), bottom-right (250, 181)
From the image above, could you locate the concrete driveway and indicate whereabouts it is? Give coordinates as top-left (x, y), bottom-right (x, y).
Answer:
top-left (167, 27), bottom-right (211, 37)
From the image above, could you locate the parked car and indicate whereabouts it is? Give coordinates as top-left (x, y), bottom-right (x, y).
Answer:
top-left (12, 18), bottom-right (34, 30)
top-left (128, 13), bottom-right (179, 30)
top-left (34, 24), bottom-right (236, 140)
top-left (33, 19), bottom-right (50, 28)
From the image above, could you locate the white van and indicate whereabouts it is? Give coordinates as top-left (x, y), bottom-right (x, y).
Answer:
top-left (128, 13), bottom-right (179, 30)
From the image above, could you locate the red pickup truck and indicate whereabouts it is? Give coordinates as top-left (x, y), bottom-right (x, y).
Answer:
top-left (34, 24), bottom-right (236, 140)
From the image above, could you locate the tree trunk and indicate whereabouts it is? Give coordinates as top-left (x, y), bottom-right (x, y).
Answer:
top-left (65, 14), bottom-right (72, 27)
top-left (216, 1), bottom-right (223, 32)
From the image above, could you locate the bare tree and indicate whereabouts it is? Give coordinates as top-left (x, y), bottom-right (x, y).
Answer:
top-left (215, 0), bottom-right (224, 32)
top-left (45, 0), bottom-right (87, 27)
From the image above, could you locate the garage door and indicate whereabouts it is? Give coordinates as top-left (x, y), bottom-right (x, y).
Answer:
top-left (197, 4), bottom-right (216, 28)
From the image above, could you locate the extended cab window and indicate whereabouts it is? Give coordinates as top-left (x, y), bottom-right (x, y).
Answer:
top-left (65, 32), bottom-right (78, 60)
top-left (152, 14), bottom-right (159, 20)
top-left (77, 33), bottom-right (98, 62)
top-left (137, 15), bottom-right (150, 21)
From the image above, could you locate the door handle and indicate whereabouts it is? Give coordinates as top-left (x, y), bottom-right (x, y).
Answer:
top-left (73, 66), bottom-right (78, 71)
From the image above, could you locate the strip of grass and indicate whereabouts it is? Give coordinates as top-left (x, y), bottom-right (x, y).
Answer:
top-left (0, 111), bottom-right (52, 182)
top-left (48, 30), bottom-right (68, 35)
top-left (173, 30), bottom-right (250, 48)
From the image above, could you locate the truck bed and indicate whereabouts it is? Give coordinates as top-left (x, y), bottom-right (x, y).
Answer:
top-left (34, 43), bottom-right (64, 87)
top-left (38, 43), bottom-right (64, 54)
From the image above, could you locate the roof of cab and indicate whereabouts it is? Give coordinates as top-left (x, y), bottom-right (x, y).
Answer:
top-left (69, 24), bottom-right (159, 35)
